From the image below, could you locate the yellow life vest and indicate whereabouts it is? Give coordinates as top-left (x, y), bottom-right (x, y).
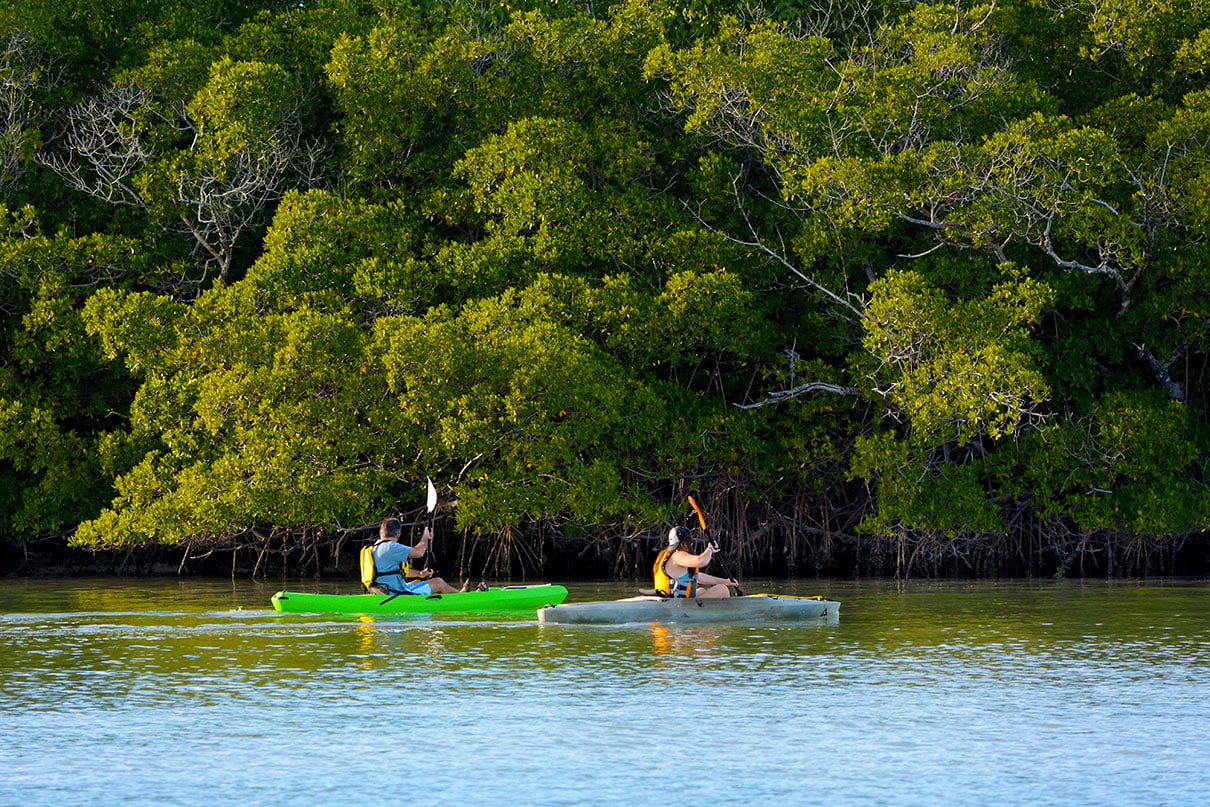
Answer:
top-left (653, 547), bottom-right (698, 598)
top-left (360, 541), bottom-right (410, 591)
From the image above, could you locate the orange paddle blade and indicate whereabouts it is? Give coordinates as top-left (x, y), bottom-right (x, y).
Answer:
top-left (687, 495), bottom-right (707, 532)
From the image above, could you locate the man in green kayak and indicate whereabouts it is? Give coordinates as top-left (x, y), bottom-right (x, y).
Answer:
top-left (652, 526), bottom-right (737, 599)
top-left (371, 517), bottom-right (467, 595)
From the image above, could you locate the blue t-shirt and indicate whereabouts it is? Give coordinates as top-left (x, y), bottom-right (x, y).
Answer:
top-left (371, 541), bottom-right (431, 595)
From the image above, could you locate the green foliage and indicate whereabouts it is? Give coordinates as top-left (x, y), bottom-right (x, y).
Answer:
top-left (325, 16), bottom-right (436, 186)
top-left (0, 208), bottom-right (145, 538)
top-left (0, 1), bottom-right (292, 86)
top-left (374, 291), bottom-right (671, 530)
top-left (78, 284), bottom-right (402, 544)
top-left (1149, 89), bottom-right (1210, 227)
top-left (863, 268), bottom-right (1054, 447)
top-left (454, 117), bottom-right (599, 244)
top-left (121, 39), bottom-right (216, 108)
top-left (997, 392), bottom-right (1209, 535)
top-left (848, 266), bottom-right (1055, 535)
top-left (188, 58), bottom-right (299, 159)
top-left (1079, 0), bottom-right (1210, 81)
top-left (2, 0), bottom-right (1209, 570)
top-left (850, 432), bottom-right (1002, 536)
top-left (243, 189), bottom-right (421, 306)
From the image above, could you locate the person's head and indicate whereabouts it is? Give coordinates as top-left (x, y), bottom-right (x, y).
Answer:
top-left (380, 517), bottom-right (403, 542)
top-left (667, 526), bottom-right (691, 549)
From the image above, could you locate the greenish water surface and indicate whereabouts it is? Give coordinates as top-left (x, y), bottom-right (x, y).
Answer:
top-left (1, 577), bottom-right (1207, 806)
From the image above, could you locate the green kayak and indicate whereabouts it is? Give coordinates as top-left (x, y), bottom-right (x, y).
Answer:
top-left (271, 584), bottom-right (568, 614)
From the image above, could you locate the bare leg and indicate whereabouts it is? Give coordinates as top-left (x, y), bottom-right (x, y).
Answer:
top-left (428, 577), bottom-right (468, 593)
top-left (698, 583), bottom-right (732, 598)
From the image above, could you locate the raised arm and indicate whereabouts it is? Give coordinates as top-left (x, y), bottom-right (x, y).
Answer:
top-left (670, 544), bottom-right (714, 568)
top-left (408, 526), bottom-right (433, 559)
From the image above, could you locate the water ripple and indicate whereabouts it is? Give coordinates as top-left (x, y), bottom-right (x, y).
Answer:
top-left (2, 578), bottom-right (1208, 806)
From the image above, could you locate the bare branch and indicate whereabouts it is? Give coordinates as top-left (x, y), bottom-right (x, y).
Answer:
top-left (1, 32), bottom-right (61, 190)
top-left (1136, 343), bottom-right (1186, 402)
top-left (171, 137), bottom-right (323, 282)
top-left (734, 381), bottom-right (862, 409)
top-left (39, 75), bottom-right (328, 292)
top-left (38, 81), bottom-right (169, 207)
top-left (689, 172), bottom-right (867, 323)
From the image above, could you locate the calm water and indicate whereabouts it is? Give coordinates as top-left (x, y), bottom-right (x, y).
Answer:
top-left (2, 577), bottom-right (1208, 806)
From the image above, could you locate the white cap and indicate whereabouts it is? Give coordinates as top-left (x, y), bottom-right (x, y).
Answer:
top-left (668, 526), bottom-right (689, 547)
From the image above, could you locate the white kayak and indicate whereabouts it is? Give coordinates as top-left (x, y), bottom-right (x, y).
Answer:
top-left (536, 593), bottom-right (840, 625)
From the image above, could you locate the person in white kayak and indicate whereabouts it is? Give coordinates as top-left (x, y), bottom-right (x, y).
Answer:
top-left (371, 517), bottom-right (466, 595)
top-left (652, 526), bottom-right (737, 599)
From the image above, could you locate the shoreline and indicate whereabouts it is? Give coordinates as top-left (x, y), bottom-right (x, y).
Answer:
top-left (5, 530), bottom-right (1208, 580)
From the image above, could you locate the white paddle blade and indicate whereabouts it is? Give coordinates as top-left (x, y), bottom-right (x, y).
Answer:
top-left (426, 477), bottom-right (438, 513)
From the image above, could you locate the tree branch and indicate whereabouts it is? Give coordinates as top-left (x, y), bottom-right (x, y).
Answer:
top-left (734, 381), bottom-right (862, 409)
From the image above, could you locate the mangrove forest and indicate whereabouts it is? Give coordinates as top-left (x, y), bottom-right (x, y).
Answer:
top-left (3, 0), bottom-right (1210, 580)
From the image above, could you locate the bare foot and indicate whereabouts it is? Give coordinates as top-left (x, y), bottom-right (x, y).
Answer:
top-left (459, 580), bottom-right (469, 592)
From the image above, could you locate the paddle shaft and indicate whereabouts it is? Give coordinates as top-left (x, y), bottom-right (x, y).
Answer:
top-left (686, 495), bottom-right (743, 596)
